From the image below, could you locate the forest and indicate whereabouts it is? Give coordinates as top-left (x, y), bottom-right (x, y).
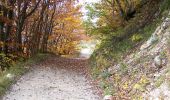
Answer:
top-left (0, 0), bottom-right (83, 70)
top-left (0, 0), bottom-right (170, 100)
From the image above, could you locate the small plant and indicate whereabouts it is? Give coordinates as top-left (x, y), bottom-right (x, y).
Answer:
top-left (91, 67), bottom-right (101, 79)
top-left (155, 75), bottom-right (165, 88)
top-left (119, 62), bottom-right (128, 75)
top-left (131, 34), bottom-right (143, 42)
top-left (104, 87), bottom-right (114, 95)
top-left (160, 51), bottom-right (167, 58)
top-left (0, 53), bottom-right (14, 71)
top-left (99, 80), bottom-right (114, 95)
top-left (133, 75), bottom-right (150, 91)
top-left (99, 80), bottom-right (110, 89)
top-left (101, 70), bottom-right (112, 79)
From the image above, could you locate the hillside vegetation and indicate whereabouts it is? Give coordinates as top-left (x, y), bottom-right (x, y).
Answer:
top-left (85, 0), bottom-right (170, 99)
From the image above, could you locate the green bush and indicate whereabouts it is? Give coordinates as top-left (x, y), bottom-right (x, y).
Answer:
top-left (0, 53), bottom-right (14, 71)
top-left (160, 0), bottom-right (170, 13)
top-left (131, 34), bottom-right (143, 42)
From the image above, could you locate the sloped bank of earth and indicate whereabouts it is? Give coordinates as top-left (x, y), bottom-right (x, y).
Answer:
top-left (2, 57), bottom-right (102, 100)
top-left (112, 13), bottom-right (170, 99)
top-left (94, 12), bottom-right (170, 99)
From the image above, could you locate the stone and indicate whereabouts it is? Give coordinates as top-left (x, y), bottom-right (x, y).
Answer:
top-left (154, 26), bottom-right (161, 34)
top-left (162, 22), bottom-right (170, 29)
top-left (162, 58), bottom-right (167, 66)
top-left (149, 34), bottom-right (159, 44)
top-left (154, 72), bottom-right (161, 78)
top-left (155, 28), bottom-right (163, 36)
top-left (154, 55), bottom-right (162, 68)
top-left (161, 18), bottom-right (170, 30)
top-left (140, 44), bottom-right (148, 50)
top-left (165, 18), bottom-right (170, 22)
top-left (103, 95), bottom-right (114, 100)
top-left (108, 67), bottom-right (114, 75)
top-left (140, 34), bottom-right (158, 50)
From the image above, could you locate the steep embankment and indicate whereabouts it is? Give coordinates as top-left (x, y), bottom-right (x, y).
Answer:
top-left (110, 12), bottom-right (170, 99)
top-left (91, 11), bottom-right (170, 99)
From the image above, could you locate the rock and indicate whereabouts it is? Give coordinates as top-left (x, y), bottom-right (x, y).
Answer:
top-left (144, 17), bottom-right (170, 45)
top-left (162, 58), bottom-right (167, 66)
top-left (103, 95), bottom-right (114, 100)
top-left (155, 28), bottom-right (163, 36)
top-left (149, 34), bottom-right (159, 44)
top-left (154, 26), bottom-right (161, 34)
top-left (165, 18), bottom-right (170, 22)
top-left (154, 55), bottom-right (162, 68)
top-left (108, 64), bottom-right (120, 75)
top-left (140, 43), bottom-right (148, 50)
top-left (161, 18), bottom-right (170, 29)
top-left (140, 34), bottom-right (158, 50)
top-left (154, 72), bottom-right (161, 78)
top-left (162, 22), bottom-right (170, 30)
top-left (108, 67), bottom-right (114, 75)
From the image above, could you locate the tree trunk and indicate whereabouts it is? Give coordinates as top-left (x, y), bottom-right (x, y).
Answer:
top-left (16, 17), bottom-right (25, 53)
top-left (115, 0), bottom-right (125, 18)
top-left (4, 9), bottom-right (13, 54)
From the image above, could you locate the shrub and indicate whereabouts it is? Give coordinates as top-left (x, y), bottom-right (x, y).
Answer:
top-left (131, 34), bottom-right (143, 42)
top-left (0, 53), bottom-right (14, 71)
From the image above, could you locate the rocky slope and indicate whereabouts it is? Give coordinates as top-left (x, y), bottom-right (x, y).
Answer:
top-left (106, 12), bottom-right (170, 99)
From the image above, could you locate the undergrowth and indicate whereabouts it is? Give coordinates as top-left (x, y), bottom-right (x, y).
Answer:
top-left (0, 53), bottom-right (50, 98)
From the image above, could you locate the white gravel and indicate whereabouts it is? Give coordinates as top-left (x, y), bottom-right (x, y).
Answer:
top-left (3, 58), bottom-right (100, 100)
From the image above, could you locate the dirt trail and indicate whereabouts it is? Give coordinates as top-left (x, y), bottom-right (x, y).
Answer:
top-left (3, 56), bottom-right (101, 100)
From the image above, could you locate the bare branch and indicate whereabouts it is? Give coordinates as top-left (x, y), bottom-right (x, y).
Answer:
top-left (26, 0), bottom-right (41, 18)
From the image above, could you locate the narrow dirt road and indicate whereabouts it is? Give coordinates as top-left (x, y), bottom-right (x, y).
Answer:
top-left (3, 56), bottom-right (101, 100)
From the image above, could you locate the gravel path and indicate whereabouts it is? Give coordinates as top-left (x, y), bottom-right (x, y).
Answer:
top-left (3, 57), bottom-right (101, 100)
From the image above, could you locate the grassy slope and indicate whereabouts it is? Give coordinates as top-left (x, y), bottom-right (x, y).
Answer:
top-left (0, 53), bottom-right (50, 97)
top-left (90, 0), bottom-right (170, 97)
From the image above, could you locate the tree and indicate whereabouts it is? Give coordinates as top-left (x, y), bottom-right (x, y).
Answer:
top-left (15, 0), bottom-right (41, 53)
top-left (84, 0), bottom-right (160, 39)
top-left (0, 0), bottom-right (84, 59)
top-left (48, 1), bottom-right (83, 55)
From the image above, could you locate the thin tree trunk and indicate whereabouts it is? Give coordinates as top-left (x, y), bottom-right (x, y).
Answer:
top-left (115, 0), bottom-right (125, 19)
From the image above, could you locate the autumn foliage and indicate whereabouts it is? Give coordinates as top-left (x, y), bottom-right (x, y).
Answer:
top-left (48, 2), bottom-right (83, 55)
top-left (0, 0), bottom-right (83, 70)
top-left (0, 0), bottom-right (83, 57)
